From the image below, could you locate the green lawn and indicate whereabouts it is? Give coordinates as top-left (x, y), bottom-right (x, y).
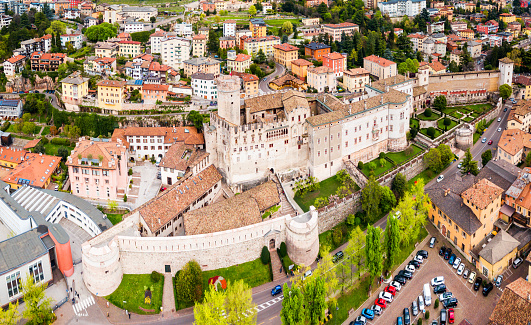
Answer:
top-left (265, 18), bottom-right (300, 26)
top-left (6, 124), bottom-right (41, 135)
top-left (470, 112), bottom-right (480, 118)
top-left (467, 103), bottom-right (492, 113)
top-left (41, 126), bottom-right (50, 136)
top-left (360, 158), bottom-right (395, 178)
top-left (437, 118), bottom-right (458, 131)
top-left (385, 145), bottom-right (423, 165)
top-left (294, 175), bottom-right (345, 212)
top-left (449, 111), bottom-right (463, 119)
top-left (106, 274), bottom-right (164, 315)
top-left (44, 143), bottom-right (74, 157)
top-left (106, 213), bottom-right (124, 225)
top-left (463, 116), bottom-right (474, 123)
top-left (473, 132), bottom-right (481, 144)
top-left (408, 168), bottom-right (436, 188)
top-left (417, 112), bottom-right (440, 121)
top-left (419, 128), bottom-right (443, 139)
top-left (410, 118), bottom-right (419, 129)
top-left (201, 258), bottom-right (272, 291)
top-left (457, 107), bottom-right (471, 114)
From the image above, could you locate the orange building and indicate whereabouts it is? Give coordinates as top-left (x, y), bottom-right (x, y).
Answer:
top-left (304, 42), bottom-right (331, 62)
top-left (291, 59), bottom-right (314, 80)
top-left (273, 43), bottom-right (299, 70)
top-left (142, 84), bottom-right (169, 104)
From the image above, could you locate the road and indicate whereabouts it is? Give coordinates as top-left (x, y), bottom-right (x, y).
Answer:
top-left (259, 63), bottom-right (286, 94)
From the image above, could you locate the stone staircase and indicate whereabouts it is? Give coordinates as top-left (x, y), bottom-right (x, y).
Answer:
top-left (270, 249), bottom-right (285, 282)
top-left (271, 174), bottom-right (297, 217)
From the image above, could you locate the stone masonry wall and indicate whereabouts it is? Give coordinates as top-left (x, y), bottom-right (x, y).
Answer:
top-left (317, 191), bottom-right (362, 233)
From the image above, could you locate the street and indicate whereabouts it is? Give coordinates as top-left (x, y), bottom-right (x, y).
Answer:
top-left (259, 63), bottom-right (286, 94)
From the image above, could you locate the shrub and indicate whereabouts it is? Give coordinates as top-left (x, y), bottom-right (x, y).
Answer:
top-left (346, 214), bottom-right (356, 227)
top-left (1, 121), bottom-right (10, 132)
top-left (354, 217), bottom-right (361, 226)
top-left (280, 242), bottom-right (287, 257)
top-left (424, 108), bottom-right (432, 117)
top-left (128, 168), bottom-right (133, 176)
top-left (434, 298), bottom-right (439, 309)
top-left (427, 127), bottom-right (436, 139)
top-left (123, 194), bottom-right (127, 202)
top-left (51, 137), bottom-right (70, 146)
top-left (40, 136), bottom-right (49, 145)
top-left (443, 117), bottom-right (451, 126)
top-left (261, 246), bottom-right (270, 264)
top-left (425, 311), bottom-right (430, 319)
top-left (367, 161), bottom-right (376, 171)
top-left (332, 227), bottom-right (343, 247)
top-left (379, 152), bottom-right (385, 159)
top-left (150, 271), bottom-right (163, 283)
top-left (417, 319), bottom-right (422, 325)
top-left (357, 161), bottom-right (364, 169)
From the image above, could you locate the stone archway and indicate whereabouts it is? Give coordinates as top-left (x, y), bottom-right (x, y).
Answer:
top-left (269, 238), bottom-right (275, 250)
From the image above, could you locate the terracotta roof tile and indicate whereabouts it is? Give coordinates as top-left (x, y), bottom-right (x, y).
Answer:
top-left (273, 43), bottom-right (299, 52)
top-left (488, 278), bottom-right (531, 324)
top-left (160, 143), bottom-right (208, 171)
top-left (364, 55), bottom-right (396, 67)
top-left (461, 178), bottom-right (503, 210)
top-left (2, 153), bottom-right (61, 188)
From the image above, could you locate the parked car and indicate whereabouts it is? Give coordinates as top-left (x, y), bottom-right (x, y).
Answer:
top-left (397, 316), bottom-right (404, 325)
top-left (385, 285), bottom-right (397, 296)
top-left (361, 308), bottom-right (374, 320)
top-left (434, 284), bottom-right (447, 294)
top-left (370, 304), bottom-right (383, 315)
top-left (468, 272), bottom-right (477, 284)
top-left (390, 281), bottom-right (402, 291)
top-left (439, 292), bottom-right (453, 301)
top-left (504, 107), bottom-right (508, 112)
top-left (439, 246), bottom-right (446, 256)
top-left (513, 257), bottom-right (524, 268)
top-left (483, 282), bottom-right (494, 296)
top-left (448, 254), bottom-right (456, 265)
top-left (444, 248), bottom-right (452, 260)
top-left (333, 251), bottom-right (344, 263)
top-left (303, 270), bottom-right (312, 280)
top-left (411, 300), bottom-right (419, 316)
top-left (497, 128), bottom-right (502, 132)
top-left (418, 295), bottom-right (425, 311)
top-left (414, 255), bottom-right (424, 263)
top-left (374, 298), bottom-right (387, 309)
top-left (437, 175), bottom-right (444, 182)
top-left (474, 277), bottom-right (482, 291)
top-left (463, 268), bottom-right (469, 279)
top-left (495, 275), bottom-right (503, 287)
top-left (442, 297), bottom-right (458, 308)
top-left (457, 263), bottom-right (465, 275)
top-left (409, 260), bottom-right (421, 269)
top-left (448, 308), bottom-right (455, 324)
top-left (498, 117), bottom-right (502, 122)
top-left (405, 264), bottom-right (416, 273)
top-left (431, 321), bottom-right (439, 325)
top-left (394, 276), bottom-right (407, 285)
top-left (429, 237), bottom-right (436, 248)
top-left (404, 307), bottom-right (411, 325)
top-left (355, 315), bottom-right (367, 324)
top-left (452, 257), bottom-right (461, 269)
top-left (440, 309), bottom-right (447, 325)
top-left (398, 270), bottom-right (413, 279)
top-left (379, 291), bottom-right (393, 303)
top-left (431, 276), bottom-right (445, 286)
top-left (271, 285), bottom-right (282, 296)
top-left (417, 250), bottom-right (429, 259)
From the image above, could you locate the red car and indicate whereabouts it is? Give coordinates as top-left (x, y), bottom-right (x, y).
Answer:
top-left (374, 298), bottom-right (387, 309)
top-left (448, 308), bottom-right (455, 324)
top-left (384, 285), bottom-right (396, 296)
top-left (488, 140), bottom-right (493, 145)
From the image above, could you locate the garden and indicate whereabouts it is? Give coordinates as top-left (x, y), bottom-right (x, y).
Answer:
top-left (106, 272), bottom-right (164, 315)
top-left (359, 145), bottom-right (424, 177)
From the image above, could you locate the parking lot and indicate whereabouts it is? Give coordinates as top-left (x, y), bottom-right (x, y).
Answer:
top-left (352, 225), bottom-right (502, 325)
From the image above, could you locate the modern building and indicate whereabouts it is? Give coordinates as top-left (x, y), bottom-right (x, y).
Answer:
top-left (249, 18), bottom-right (267, 37)
top-left (363, 55), bottom-right (397, 79)
top-left (60, 34), bottom-right (83, 50)
top-left (97, 80), bottom-right (126, 114)
top-left (30, 52), bottom-right (67, 72)
top-left (343, 68), bottom-right (370, 93)
top-left (192, 34), bottom-right (206, 57)
top-left (304, 42), bottom-right (331, 61)
top-left (322, 22), bottom-right (359, 42)
top-left (0, 99), bottom-right (23, 118)
top-left (307, 66), bottom-right (337, 93)
top-left (0, 14), bottom-right (11, 28)
top-left (174, 22), bottom-right (193, 38)
top-left (149, 29), bottom-right (167, 54)
top-left (240, 35), bottom-right (280, 57)
top-left (322, 52), bottom-right (347, 77)
top-left (160, 37), bottom-right (191, 70)
top-left (223, 19), bottom-right (236, 37)
top-left (183, 57), bottom-right (221, 77)
top-left (67, 138), bottom-right (128, 201)
top-left (61, 72), bottom-right (90, 105)
top-left (18, 35), bottom-right (52, 56)
top-left (191, 73), bottom-right (217, 100)
top-left (273, 43), bottom-right (299, 70)
top-left (378, 0), bottom-right (426, 17)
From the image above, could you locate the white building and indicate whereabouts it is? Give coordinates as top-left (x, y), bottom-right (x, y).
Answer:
top-left (191, 72), bottom-right (217, 100)
top-left (149, 29), bottom-right (166, 54)
top-left (120, 5), bottom-right (157, 22)
top-left (64, 8), bottom-right (80, 19)
top-left (223, 20), bottom-right (236, 37)
top-left (29, 2), bottom-right (43, 12)
top-left (262, 2), bottom-right (272, 14)
top-left (0, 14), bottom-right (11, 28)
top-left (122, 21), bottom-right (147, 33)
top-left (160, 37), bottom-right (191, 70)
top-left (378, 0), bottom-right (426, 17)
top-left (84, 17), bottom-right (98, 28)
top-left (160, 144), bottom-right (210, 186)
top-left (3, 55), bottom-right (26, 77)
top-left (307, 66), bottom-right (337, 93)
top-left (60, 34), bottom-right (83, 50)
top-left (0, 99), bottom-right (23, 118)
top-left (174, 22), bottom-right (193, 37)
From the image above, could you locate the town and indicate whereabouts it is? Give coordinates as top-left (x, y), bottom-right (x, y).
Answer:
top-left (0, 0), bottom-right (530, 324)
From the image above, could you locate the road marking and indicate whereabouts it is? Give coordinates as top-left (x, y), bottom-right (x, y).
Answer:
top-left (255, 295), bottom-right (284, 313)
top-left (438, 255), bottom-right (478, 297)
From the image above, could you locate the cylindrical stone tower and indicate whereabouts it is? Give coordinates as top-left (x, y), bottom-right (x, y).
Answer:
top-left (286, 206), bottom-right (319, 267)
top-left (216, 75), bottom-right (241, 125)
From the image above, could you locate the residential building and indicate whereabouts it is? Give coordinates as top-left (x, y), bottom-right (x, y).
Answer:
top-left (183, 57), bottom-right (221, 77)
top-left (118, 40), bottom-right (141, 57)
top-left (227, 53), bottom-right (252, 73)
top-left (235, 29), bottom-right (252, 46)
top-left (449, 49), bottom-right (462, 66)
top-left (159, 144), bottom-right (210, 186)
top-left (95, 42), bottom-right (118, 58)
top-left (67, 138), bottom-right (128, 200)
top-left (105, 5), bottom-right (157, 24)
top-left (427, 21), bottom-right (444, 34)
top-left (500, 13), bottom-right (516, 23)
top-left (322, 52), bottom-right (347, 77)
top-left (223, 20), bottom-right (236, 37)
top-left (497, 31), bottom-right (514, 43)
top-left (0, 14), bottom-right (11, 28)
top-left (428, 60), bottom-right (446, 74)
top-left (343, 68), bottom-right (370, 93)
top-left (149, 29), bottom-right (166, 54)
top-left (273, 43), bottom-right (299, 70)
top-left (249, 18), bottom-right (267, 37)
top-left (174, 22), bottom-right (193, 38)
top-left (306, 0), bottom-right (328, 6)
top-left (466, 40), bottom-right (482, 58)
top-left (456, 29), bottom-right (475, 39)
top-left (60, 34), bottom-right (83, 50)
top-left (307, 66), bottom-right (337, 93)
top-left (477, 230), bottom-right (520, 281)
top-left (0, 99), bottom-right (23, 118)
top-left (291, 59), bottom-right (314, 80)
top-left (514, 76), bottom-right (531, 101)
top-left (489, 278), bottom-right (531, 324)
top-left (124, 54), bottom-right (177, 82)
top-left (262, 2), bottom-right (272, 13)
top-left (451, 21), bottom-right (468, 31)
top-left (3, 55), bottom-right (26, 77)
top-left (122, 21), bottom-right (147, 33)
top-left (508, 21), bottom-right (522, 38)
top-left (363, 55), bottom-right (397, 79)
top-left (302, 18), bottom-right (320, 26)
top-left (191, 73), bottom-right (217, 100)
top-left (160, 37), bottom-right (191, 70)
top-left (142, 84), bottom-right (168, 104)
top-left (83, 56), bottom-right (117, 76)
top-left (192, 34), bottom-right (206, 57)
top-left (378, 0), bottom-right (426, 17)
top-left (61, 72), bottom-right (89, 105)
top-left (407, 33), bottom-right (428, 52)
top-left (219, 36), bottom-right (236, 49)
top-left (80, 3), bottom-right (94, 16)
top-left (489, 34), bottom-right (503, 47)
top-left (241, 73), bottom-right (259, 97)
top-left (201, 2), bottom-right (215, 12)
top-left (18, 35), bottom-right (52, 56)
top-left (240, 35), bottom-right (280, 57)
top-left (322, 23), bottom-right (359, 42)
top-left (97, 80), bottom-right (126, 114)
top-left (496, 129), bottom-right (531, 165)
top-left (507, 99), bottom-right (531, 132)
top-left (304, 42), bottom-right (331, 61)
top-left (84, 17), bottom-right (98, 28)
top-left (64, 8), bottom-right (80, 19)
top-left (3, 152), bottom-right (61, 189)
top-left (30, 52), bottom-right (67, 72)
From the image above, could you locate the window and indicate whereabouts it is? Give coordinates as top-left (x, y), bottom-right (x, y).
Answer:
top-left (6, 271), bottom-right (21, 298)
top-left (103, 170), bottom-right (109, 176)
top-left (29, 261), bottom-right (44, 283)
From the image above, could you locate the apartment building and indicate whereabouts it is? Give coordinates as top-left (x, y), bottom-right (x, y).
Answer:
top-left (122, 21), bottom-right (148, 34)
top-left (497, 129), bottom-right (531, 165)
top-left (304, 42), bottom-right (331, 61)
top-left (183, 57), bottom-right (221, 77)
top-left (378, 0), bottom-right (426, 17)
top-left (457, 29), bottom-right (475, 39)
top-left (363, 55), bottom-right (397, 79)
top-left (322, 22), bottom-right (359, 42)
top-left (174, 22), bottom-right (193, 38)
top-left (223, 20), bottom-right (236, 37)
top-left (192, 34), bottom-right (206, 57)
top-left (95, 42), bottom-right (119, 58)
top-left (149, 29), bottom-right (166, 54)
top-left (60, 34), bottom-right (83, 50)
top-left (322, 52), bottom-right (347, 77)
top-left (507, 99), bottom-right (531, 132)
top-left (343, 68), bottom-right (370, 93)
top-left (407, 33), bottom-right (428, 52)
top-left (97, 80), bottom-right (126, 114)
top-left (500, 13), bottom-right (516, 23)
top-left (241, 74), bottom-right (259, 97)
top-left (3, 55), bottom-right (25, 77)
top-left (30, 52), bottom-right (67, 72)
top-left (191, 73), bottom-right (217, 100)
top-left (118, 40), bottom-right (141, 57)
top-left (160, 37), bottom-right (191, 70)
top-left (273, 43), bottom-right (299, 70)
top-left (18, 35), bottom-right (52, 56)
top-left (67, 138), bottom-right (128, 201)
top-left (291, 59), bottom-right (314, 80)
top-left (84, 17), bottom-right (98, 28)
top-left (83, 56), bottom-right (117, 76)
top-left (219, 37), bottom-right (236, 49)
top-left (307, 66), bottom-right (337, 93)
top-left (0, 14), bottom-right (11, 28)
top-left (249, 18), bottom-right (267, 37)
top-left (0, 99), bottom-right (23, 118)
top-left (240, 35), bottom-right (280, 57)
top-left (227, 53), bottom-right (252, 73)
top-left (2, 152), bottom-right (61, 189)
top-left (61, 72), bottom-right (89, 105)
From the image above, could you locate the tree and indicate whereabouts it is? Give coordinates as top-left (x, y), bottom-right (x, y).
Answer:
top-left (433, 95), bottom-right (447, 112)
top-left (225, 280), bottom-right (257, 325)
top-left (395, 180), bottom-right (428, 247)
top-left (21, 276), bottom-right (55, 325)
top-left (392, 173), bottom-right (407, 201)
top-left (187, 110), bottom-right (204, 131)
top-left (499, 83), bottom-right (512, 100)
top-left (57, 146), bottom-right (69, 161)
top-left (482, 149), bottom-right (492, 166)
top-left (175, 260), bottom-right (203, 303)
top-left (194, 285), bottom-right (228, 325)
top-left (282, 21), bottom-right (293, 35)
top-left (254, 49), bottom-right (266, 64)
top-left (424, 108), bottom-right (432, 117)
top-left (424, 147), bottom-right (442, 172)
top-left (365, 225), bottom-right (383, 283)
top-left (0, 302), bottom-right (21, 325)
top-left (345, 226), bottom-right (366, 281)
top-left (380, 186), bottom-right (396, 215)
top-left (33, 142), bottom-right (45, 154)
top-left (150, 16), bottom-right (156, 23)
top-left (22, 122), bottom-right (35, 135)
top-left (362, 175), bottom-right (382, 221)
top-left (438, 144), bottom-right (453, 166)
top-left (207, 29), bottom-right (220, 54)
top-left (461, 148), bottom-right (479, 175)
top-left (108, 199), bottom-right (118, 212)
top-left (260, 246), bottom-right (270, 264)
top-left (46, 20), bottom-right (66, 35)
top-left (280, 284), bottom-right (305, 325)
top-left (249, 5), bottom-right (257, 16)
top-left (303, 276), bottom-right (327, 324)
top-left (85, 23), bottom-right (117, 42)
top-left (385, 213), bottom-right (400, 271)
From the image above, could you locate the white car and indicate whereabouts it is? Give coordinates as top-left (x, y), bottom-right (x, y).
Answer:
top-left (405, 264), bottom-right (416, 273)
top-left (498, 117), bottom-right (502, 122)
top-left (431, 276), bottom-right (445, 286)
top-left (452, 257), bottom-right (461, 269)
top-left (457, 263), bottom-right (465, 275)
top-left (418, 295), bottom-right (425, 311)
top-left (437, 175), bottom-right (444, 182)
top-left (379, 291), bottom-right (393, 303)
top-left (303, 270), bottom-right (312, 280)
top-left (414, 255), bottom-right (424, 263)
top-left (355, 316), bottom-right (367, 324)
top-left (498, 127), bottom-right (502, 132)
top-left (439, 292), bottom-right (453, 301)
top-left (390, 281), bottom-right (402, 291)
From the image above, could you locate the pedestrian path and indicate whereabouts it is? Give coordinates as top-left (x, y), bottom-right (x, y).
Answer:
top-left (162, 273), bottom-right (176, 316)
top-left (73, 296), bottom-right (95, 316)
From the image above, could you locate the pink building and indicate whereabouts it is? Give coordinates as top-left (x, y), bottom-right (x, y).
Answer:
top-left (67, 138), bottom-right (128, 201)
top-left (322, 52), bottom-right (347, 77)
top-left (219, 36), bottom-right (236, 49)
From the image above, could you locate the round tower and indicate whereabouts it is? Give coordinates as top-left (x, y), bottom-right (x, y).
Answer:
top-left (417, 65), bottom-right (430, 87)
top-left (498, 57), bottom-right (514, 88)
top-left (286, 206), bottom-right (319, 267)
top-left (455, 123), bottom-right (474, 151)
top-left (216, 75), bottom-right (241, 125)
top-left (82, 239), bottom-right (123, 296)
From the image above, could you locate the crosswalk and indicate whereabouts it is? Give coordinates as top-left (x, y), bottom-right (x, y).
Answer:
top-left (255, 295), bottom-right (284, 313)
top-left (72, 296), bottom-right (95, 316)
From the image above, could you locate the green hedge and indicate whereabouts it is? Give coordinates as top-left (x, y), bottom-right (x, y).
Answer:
top-left (51, 138), bottom-right (71, 146)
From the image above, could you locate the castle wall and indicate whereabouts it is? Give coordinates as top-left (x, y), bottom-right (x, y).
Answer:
top-left (427, 71), bottom-right (500, 93)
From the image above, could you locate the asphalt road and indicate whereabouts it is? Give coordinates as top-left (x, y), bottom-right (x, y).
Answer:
top-left (259, 63), bottom-right (286, 94)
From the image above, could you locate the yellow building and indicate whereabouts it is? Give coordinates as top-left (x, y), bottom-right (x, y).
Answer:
top-left (192, 35), bottom-right (206, 57)
top-left (0, 147), bottom-right (26, 169)
top-left (457, 29), bottom-right (475, 39)
top-left (241, 35), bottom-right (281, 57)
top-left (95, 42), bottom-right (118, 58)
top-left (227, 53), bottom-right (252, 73)
top-left (343, 68), bottom-right (370, 93)
top-left (291, 59), bottom-right (314, 80)
top-left (496, 129), bottom-right (531, 165)
top-left (249, 18), bottom-right (267, 37)
top-left (2, 152), bottom-right (61, 189)
top-left (119, 41), bottom-right (141, 58)
top-left (477, 230), bottom-right (519, 281)
top-left (500, 13), bottom-right (516, 23)
top-left (97, 80), bottom-right (126, 114)
top-left (427, 177), bottom-right (503, 265)
top-left (241, 74), bottom-right (259, 97)
top-left (273, 43), bottom-right (299, 70)
top-left (61, 72), bottom-right (89, 105)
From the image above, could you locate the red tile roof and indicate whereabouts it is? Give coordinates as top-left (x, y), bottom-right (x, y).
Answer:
top-left (273, 43), bottom-right (299, 52)
top-left (97, 80), bottom-right (126, 87)
top-left (324, 52), bottom-right (345, 60)
top-left (364, 55), bottom-right (396, 67)
top-left (234, 53), bottom-right (251, 62)
top-left (291, 58), bottom-right (314, 66)
top-left (7, 55), bottom-right (26, 64)
top-left (241, 74), bottom-right (259, 82)
top-left (119, 40), bottom-right (140, 45)
top-left (142, 84), bottom-right (169, 91)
